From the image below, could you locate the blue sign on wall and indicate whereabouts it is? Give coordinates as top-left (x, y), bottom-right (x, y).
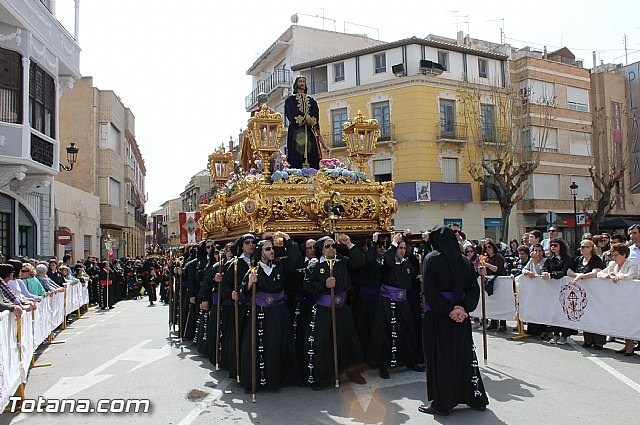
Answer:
top-left (484, 218), bottom-right (502, 227)
top-left (444, 218), bottom-right (463, 228)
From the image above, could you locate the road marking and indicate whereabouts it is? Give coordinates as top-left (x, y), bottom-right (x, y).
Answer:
top-left (586, 356), bottom-right (640, 394)
top-left (571, 340), bottom-right (640, 395)
top-left (176, 390), bottom-right (222, 425)
top-left (350, 369), bottom-right (423, 412)
top-left (40, 340), bottom-right (171, 399)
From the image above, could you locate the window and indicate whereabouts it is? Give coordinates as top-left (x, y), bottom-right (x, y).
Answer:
top-left (571, 176), bottom-right (594, 200)
top-left (108, 124), bottom-right (121, 153)
top-left (29, 61), bottom-right (55, 138)
top-left (374, 159), bottom-right (392, 183)
top-left (0, 47), bottom-right (22, 124)
top-left (441, 158), bottom-right (458, 183)
top-left (532, 174), bottom-right (560, 199)
top-left (374, 53), bottom-right (386, 74)
top-left (331, 108), bottom-right (348, 147)
top-left (520, 79), bottom-right (555, 104)
top-left (372, 101), bottom-right (390, 140)
top-left (478, 58), bottom-right (488, 78)
top-left (481, 104), bottom-right (495, 142)
top-left (569, 131), bottom-right (591, 155)
top-left (84, 235), bottom-right (91, 259)
top-left (524, 126), bottom-right (558, 152)
top-left (334, 62), bottom-right (345, 82)
top-left (437, 51), bottom-right (449, 71)
top-left (439, 99), bottom-right (455, 137)
top-left (567, 86), bottom-right (589, 112)
top-left (109, 178), bottom-right (120, 207)
top-left (0, 212), bottom-right (9, 259)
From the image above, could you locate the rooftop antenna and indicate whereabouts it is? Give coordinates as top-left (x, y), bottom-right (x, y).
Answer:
top-left (343, 21), bottom-right (380, 40)
top-left (450, 10), bottom-right (469, 35)
top-left (485, 18), bottom-right (504, 44)
top-left (291, 11), bottom-right (336, 31)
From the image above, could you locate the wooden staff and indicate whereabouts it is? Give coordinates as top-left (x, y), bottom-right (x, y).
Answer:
top-left (234, 259), bottom-right (240, 383)
top-left (106, 266), bottom-right (110, 310)
top-left (179, 271), bottom-right (183, 343)
top-left (326, 257), bottom-right (339, 388)
top-left (215, 258), bottom-right (225, 371)
top-left (168, 271), bottom-right (173, 333)
top-left (480, 274), bottom-right (488, 365)
top-left (250, 264), bottom-right (258, 403)
top-left (417, 253), bottom-right (424, 317)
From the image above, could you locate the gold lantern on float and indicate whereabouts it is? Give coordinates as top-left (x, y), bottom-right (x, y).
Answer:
top-left (342, 110), bottom-right (380, 173)
top-left (247, 104), bottom-right (284, 178)
top-left (208, 146), bottom-right (234, 189)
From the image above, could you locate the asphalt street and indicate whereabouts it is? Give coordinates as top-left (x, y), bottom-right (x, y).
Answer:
top-left (1, 298), bottom-right (638, 425)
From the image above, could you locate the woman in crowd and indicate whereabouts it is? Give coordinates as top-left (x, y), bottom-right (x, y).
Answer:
top-left (510, 246), bottom-right (531, 276)
top-left (465, 245), bottom-right (480, 272)
top-left (478, 239), bottom-right (507, 332)
top-left (522, 243), bottom-right (550, 339)
top-left (541, 238), bottom-right (572, 344)
top-left (21, 263), bottom-right (46, 297)
top-left (597, 243), bottom-right (639, 356)
top-left (567, 239), bottom-right (606, 349)
top-left (420, 225), bottom-right (488, 416)
top-left (508, 239), bottom-right (520, 258)
top-left (47, 260), bottom-right (65, 286)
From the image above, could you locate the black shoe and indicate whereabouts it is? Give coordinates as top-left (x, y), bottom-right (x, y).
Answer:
top-left (497, 325), bottom-right (507, 333)
top-left (624, 352), bottom-right (635, 357)
top-left (582, 342), bottom-right (593, 348)
top-left (487, 323), bottom-right (498, 331)
top-left (418, 404), bottom-right (449, 416)
top-left (379, 368), bottom-right (390, 379)
top-left (408, 364), bottom-right (425, 372)
top-left (346, 371), bottom-right (366, 385)
top-left (468, 403), bottom-right (487, 411)
top-left (309, 382), bottom-right (323, 391)
top-left (593, 345), bottom-right (603, 350)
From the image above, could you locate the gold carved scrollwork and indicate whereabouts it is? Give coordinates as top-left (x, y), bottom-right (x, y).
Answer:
top-left (378, 181), bottom-right (398, 231)
top-left (272, 197), bottom-right (310, 220)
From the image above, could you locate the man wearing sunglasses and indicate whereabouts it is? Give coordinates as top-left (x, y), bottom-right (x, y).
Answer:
top-left (302, 233), bottom-right (367, 390)
top-left (220, 233), bottom-right (258, 381)
top-left (237, 232), bottom-right (301, 392)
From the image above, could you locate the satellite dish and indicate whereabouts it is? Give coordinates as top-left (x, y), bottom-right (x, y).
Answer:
top-left (291, 14), bottom-right (298, 24)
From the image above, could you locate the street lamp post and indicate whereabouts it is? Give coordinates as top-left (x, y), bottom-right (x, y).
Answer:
top-left (570, 181), bottom-right (579, 252)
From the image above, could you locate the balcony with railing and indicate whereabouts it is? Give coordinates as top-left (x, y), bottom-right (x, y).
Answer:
top-left (436, 121), bottom-right (468, 141)
top-left (30, 133), bottom-right (55, 167)
top-left (481, 126), bottom-right (510, 145)
top-left (245, 69), bottom-right (293, 110)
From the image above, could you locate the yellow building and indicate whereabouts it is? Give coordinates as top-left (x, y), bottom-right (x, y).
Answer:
top-left (292, 37), bottom-right (514, 240)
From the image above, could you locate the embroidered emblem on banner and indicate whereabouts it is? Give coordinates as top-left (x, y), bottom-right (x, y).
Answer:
top-left (559, 283), bottom-right (588, 322)
top-left (320, 268), bottom-right (325, 274)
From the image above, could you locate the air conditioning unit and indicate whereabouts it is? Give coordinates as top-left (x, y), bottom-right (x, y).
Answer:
top-left (419, 60), bottom-right (445, 75)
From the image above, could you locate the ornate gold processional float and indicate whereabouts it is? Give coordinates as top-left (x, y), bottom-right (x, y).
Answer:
top-left (199, 106), bottom-right (398, 241)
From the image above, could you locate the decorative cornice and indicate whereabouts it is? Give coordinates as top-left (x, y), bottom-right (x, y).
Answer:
top-left (0, 165), bottom-right (28, 188)
top-left (0, 28), bottom-right (22, 46)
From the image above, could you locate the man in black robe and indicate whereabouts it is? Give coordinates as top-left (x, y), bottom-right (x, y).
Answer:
top-left (220, 233), bottom-right (257, 380)
top-left (421, 226), bottom-right (488, 415)
top-left (303, 234), bottom-right (366, 390)
top-left (284, 76), bottom-right (327, 169)
top-left (238, 233), bottom-right (301, 392)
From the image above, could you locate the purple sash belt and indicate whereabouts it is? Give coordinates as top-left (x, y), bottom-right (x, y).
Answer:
top-left (256, 290), bottom-right (285, 308)
top-left (359, 285), bottom-right (380, 300)
top-left (211, 292), bottom-right (219, 305)
top-left (380, 284), bottom-right (407, 302)
top-left (315, 292), bottom-right (347, 308)
top-left (424, 291), bottom-right (463, 313)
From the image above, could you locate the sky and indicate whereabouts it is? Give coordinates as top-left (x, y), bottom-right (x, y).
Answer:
top-left (54, 0), bottom-right (640, 213)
